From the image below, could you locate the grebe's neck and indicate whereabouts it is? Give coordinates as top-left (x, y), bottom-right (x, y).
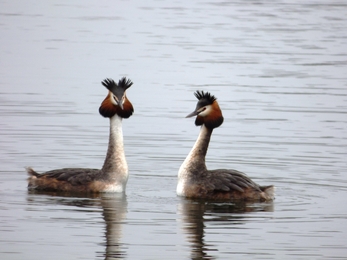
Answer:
top-left (179, 125), bottom-right (213, 178)
top-left (101, 114), bottom-right (128, 184)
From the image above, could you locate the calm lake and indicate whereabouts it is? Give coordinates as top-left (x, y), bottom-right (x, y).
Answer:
top-left (1, 1), bottom-right (347, 259)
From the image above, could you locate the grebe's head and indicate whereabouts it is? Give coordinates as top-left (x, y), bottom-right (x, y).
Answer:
top-left (99, 77), bottom-right (134, 119)
top-left (186, 90), bottom-right (224, 129)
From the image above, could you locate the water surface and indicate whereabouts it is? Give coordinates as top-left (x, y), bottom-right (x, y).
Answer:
top-left (1, 1), bottom-right (347, 259)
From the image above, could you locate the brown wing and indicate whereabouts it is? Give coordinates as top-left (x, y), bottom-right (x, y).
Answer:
top-left (206, 169), bottom-right (262, 193)
top-left (34, 168), bottom-right (101, 186)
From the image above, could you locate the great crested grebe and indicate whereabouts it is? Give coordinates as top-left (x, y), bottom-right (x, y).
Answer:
top-left (26, 77), bottom-right (134, 193)
top-left (177, 91), bottom-right (274, 201)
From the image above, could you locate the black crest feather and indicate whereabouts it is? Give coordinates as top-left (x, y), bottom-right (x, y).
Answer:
top-left (117, 77), bottom-right (133, 90)
top-left (194, 90), bottom-right (216, 105)
top-left (101, 78), bottom-right (116, 89)
top-left (101, 77), bottom-right (133, 92)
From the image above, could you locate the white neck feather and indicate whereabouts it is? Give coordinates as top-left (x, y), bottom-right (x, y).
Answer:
top-left (177, 125), bottom-right (212, 195)
top-left (101, 114), bottom-right (129, 191)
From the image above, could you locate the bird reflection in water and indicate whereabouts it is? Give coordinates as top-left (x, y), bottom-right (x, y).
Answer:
top-left (177, 198), bottom-right (274, 259)
top-left (100, 193), bottom-right (127, 260)
top-left (26, 191), bottom-right (127, 259)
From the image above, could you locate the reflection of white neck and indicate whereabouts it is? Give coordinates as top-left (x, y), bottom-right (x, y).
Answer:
top-left (177, 125), bottom-right (212, 195)
top-left (102, 194), bottom-right (127, 258)
top-left (101, 114), bottom-right (128, 191)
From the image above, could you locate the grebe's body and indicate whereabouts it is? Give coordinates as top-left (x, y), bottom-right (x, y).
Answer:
top-left (177, 91), bottom-right (274, 201)
top-left (26, 77), bottom-right (134, 193)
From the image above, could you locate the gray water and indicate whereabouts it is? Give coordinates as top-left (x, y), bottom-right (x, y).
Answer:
top-left (1, 1), bottom-right (347, 259)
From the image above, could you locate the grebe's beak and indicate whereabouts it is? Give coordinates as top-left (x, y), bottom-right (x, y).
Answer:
top-left (111, 93), bottom-right (124, 110)
top-left (117, 97), bottom-right (124, 110)
top-left (186, 110), bottom-right (199, 118)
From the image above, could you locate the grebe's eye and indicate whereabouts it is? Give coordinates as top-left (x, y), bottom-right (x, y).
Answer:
top-left (198, 107), bottom-right (206, 113)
